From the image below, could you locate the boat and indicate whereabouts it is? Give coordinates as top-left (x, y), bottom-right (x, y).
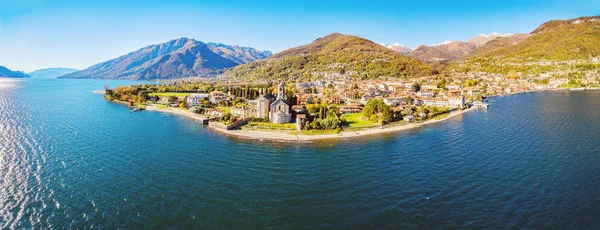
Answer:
top-left (570, 87), bottom-right (585, 91)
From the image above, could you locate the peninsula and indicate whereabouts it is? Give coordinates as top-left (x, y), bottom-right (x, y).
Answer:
top-left (97, 16), bottom-right (599, 141)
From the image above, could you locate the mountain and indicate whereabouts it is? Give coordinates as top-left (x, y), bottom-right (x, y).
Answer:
top-left (462, 34), bottom-right (529, 59)
top-left (0, 65), bottom-right (30, 78)
top-left (467, 33), bottom-right (514, 48)
top-left (29, 68), bottom-right (78, 78)
top-left (381, 43), bottom-right (412, 55)
top-left (60, 38), bottom-right (271, 80)
top-left (221, 33), bottom-right (435, 82)
top-left (207, 43), bottom-right (272, 64)
top-left (452, 16), bottom-right (600, 74)
top-left (408, 41), bottom-right (475, 62)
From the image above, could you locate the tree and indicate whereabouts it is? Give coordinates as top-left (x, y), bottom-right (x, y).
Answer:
top-left (412, 82), bottom-right (421, 92)
top-left (169, 95), bottom-right (179, 104)
top-left (402, 107), bottom-right (414, 116)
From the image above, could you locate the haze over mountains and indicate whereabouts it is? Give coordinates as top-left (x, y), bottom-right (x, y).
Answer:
top-left (29, 68), bottom-right (78, 78)
top-left (45, 15), bottom-right (600, 81)
top-left (60, 38), bottom-right (272, 80)
top-left (0, 65), bottom-right (30, 78)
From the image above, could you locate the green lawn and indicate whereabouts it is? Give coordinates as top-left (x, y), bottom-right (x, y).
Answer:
top-left (244, 121), bottom-right (296, 130)
top-left (148, 92), bottom-right (191, 97)
top-left (342, 113), bottom-right (379, 128)
top-left (216, 107), bottom-right (231, 113)
top-left (155, 104), bottom-right (168, 109)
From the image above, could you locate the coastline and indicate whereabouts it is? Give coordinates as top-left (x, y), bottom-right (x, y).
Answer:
top-left (115, 88), bottom-right (599, 142)
top-left (145, 106), bottom-right (208, 122)
top-left (210, 107), bottom-right (476, 142)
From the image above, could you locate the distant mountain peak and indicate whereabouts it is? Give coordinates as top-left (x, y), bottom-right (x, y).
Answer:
top-left (0, 65), bottom-right (30, 78)
top-left (478, 33), bottom-right (513, 38)
top-left (378, 42), bottom-right (413, 55)
top-left (60, 38), bottom-right (271, 80)
top-left (430, 40), bottom-right (453, 46)
top-left (29, 67), bottom-right (78, 78)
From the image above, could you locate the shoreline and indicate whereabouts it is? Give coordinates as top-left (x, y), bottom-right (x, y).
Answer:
top-left (209, 107), bottom-right (477, 142)
top-left (115, 88), bottom-right (599, 142)
top-left (145, 106), bottom-right (209, 122)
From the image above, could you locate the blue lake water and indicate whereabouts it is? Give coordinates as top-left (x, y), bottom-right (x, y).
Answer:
top-left (1, 78), bottom-right (599, 228)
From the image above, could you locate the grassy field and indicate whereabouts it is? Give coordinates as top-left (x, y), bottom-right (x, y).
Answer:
top-left (154, 104), bottom-right (168, 109)
top-left (244, 122), bottom-right (296, 130)
top-left (148, 92), bottom-right (191, 97)
top-left (216, 107), bottom-right (231, 114)
top-left (342, 113), bottom-right (379, 128)
top-left (296, 129), bottom-right (341, 135)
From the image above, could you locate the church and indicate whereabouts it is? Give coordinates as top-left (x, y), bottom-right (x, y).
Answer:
top-left (269, 83), bottom-right (291, 124)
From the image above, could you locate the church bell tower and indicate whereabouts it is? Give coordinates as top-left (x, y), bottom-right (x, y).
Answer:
top-left (277, 83), bottom-right (285, 100)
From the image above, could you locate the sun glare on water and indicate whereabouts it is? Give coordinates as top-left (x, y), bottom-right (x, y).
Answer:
top-left (0, 78), bottom-right (19, 89)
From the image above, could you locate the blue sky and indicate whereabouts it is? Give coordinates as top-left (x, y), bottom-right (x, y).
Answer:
top-left (1, 0), bottom-right (599, 72)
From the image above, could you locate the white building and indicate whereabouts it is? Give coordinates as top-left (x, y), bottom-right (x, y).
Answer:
top-left (423, 98), bottom-right (449, 107)
top-left (417, 90), bottom-right (434, 98)
top-left (446, 84), bottom-right (461, 90)
top-left (448, 96), bottom-right (465, 109)
top-left (186, 93), bottom-right (210, 107)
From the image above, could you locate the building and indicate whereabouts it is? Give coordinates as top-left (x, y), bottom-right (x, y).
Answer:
top-left (230, 106), bottom-right (248, 119)
top-left (422, 84), bottom-right (438, 90)
top-left (269, 83), bottom-right (291, 124)
top-left (206, 108), bottom-right (225, 118)
top-left (446, 84), bottom-right (461, 90)
top-left (253, 92), bottom-right (275, 119)
top-left (423, 98), bottom-right (449, 107)
top-left (292, 105), bottom-right (307, 113)
top-left (328, 95), bottom-right (342, 104)
top-left (447, 90), bottom-right (462, 97)
top-left (209, 91), bottom-right (226, 104)
top-left (417, 90), bottom-right (434, 98)
top-left (383, 97), bottom-right (404, 106)
top-left (344, 91), bottom-right (357, 100)
top-left (296, 114), bottom-right (307, 130)
top-left (448, 96), bottom-right (465, 109)
top-left (403, 115), bottom-right (416, 122)
top-left (186, 93), bottom-right (209, 107)
top-left (339, 105), bottom-right (362, 114)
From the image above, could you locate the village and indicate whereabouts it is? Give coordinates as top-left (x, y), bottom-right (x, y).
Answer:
top-left (105, 66), bottom-right (600, 136)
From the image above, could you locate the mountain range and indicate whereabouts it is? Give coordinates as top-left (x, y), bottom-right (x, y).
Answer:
top-left (221, 33), bottom-right (435, 82)
top-left (451, 16), bottom-right (600, 74)
top-left (0, 65), bottom-right (30, 78)
top-left (60, 38), bottom-right (272, 80)
top-left (404, 33), bottom-right (529, 64)
top-left (50, 15), bottom-right (600, 81)
top-left (29, 68), bottom-right (78, 78)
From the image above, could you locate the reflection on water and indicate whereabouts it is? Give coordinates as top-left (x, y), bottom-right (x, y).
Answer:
top-left (1, 79), bottom-right (600, 228)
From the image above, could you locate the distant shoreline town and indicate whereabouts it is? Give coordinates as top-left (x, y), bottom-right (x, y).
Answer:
top-left (101, 70), bottom-right (599, 141)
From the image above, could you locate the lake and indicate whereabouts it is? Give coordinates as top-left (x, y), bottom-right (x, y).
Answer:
top-left (1, 78), bottom-right (599, 228)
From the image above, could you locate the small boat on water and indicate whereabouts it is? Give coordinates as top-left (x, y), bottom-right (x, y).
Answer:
top-left (570, 87), bottom-right (585, 91)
